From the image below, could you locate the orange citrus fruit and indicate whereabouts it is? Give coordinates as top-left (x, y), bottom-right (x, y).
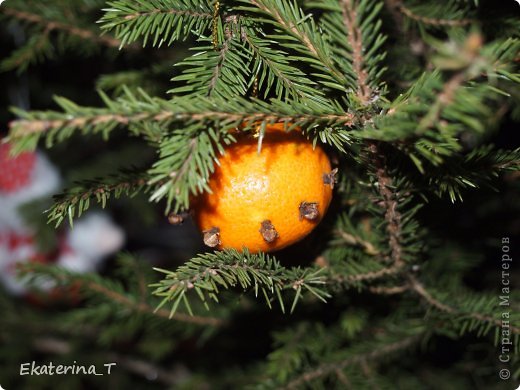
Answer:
top-left (192, 123), bottom-right (335, 253)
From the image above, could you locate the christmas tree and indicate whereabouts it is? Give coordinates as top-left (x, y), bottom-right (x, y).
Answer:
top-left (0, 0), bottom-right (519, 388)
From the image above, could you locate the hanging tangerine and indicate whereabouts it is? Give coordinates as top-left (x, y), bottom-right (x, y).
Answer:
top-left (192, 123), bottom-right (336, 253)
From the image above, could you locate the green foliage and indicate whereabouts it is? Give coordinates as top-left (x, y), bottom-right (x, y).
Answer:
top-left (0, 33), bottom-right (55, 73)
top-left (243, 26), bottom-right (322, 101)
top-left (261, 317), bottom-right (425, 388)
top-left (307, 0), bottom-right (387, 102)
top-left (170, 37), bottom-right (252, 98)
top-left (151, 249), bottom-right (330, 315)
top-left (0, 0), bottom-right (118, 73)
top-left (147, 124), bottom-right (236, 213)
top-left (1, 0), bottom-right (519, 388)
top-left (99, 0), bottom-right (213, 47)
top-left (46, 170), bottom-right (152, 227)
top-left (396, 146), bottom-right (520, 202)
top-left (397, 0), bottom-right (477, 33)
top-left (96, 62), bottom-right (173, 96)
top-left (237, 0), bottom-right (352, 92)
top-left (363, 36), bottom-right (520, 171)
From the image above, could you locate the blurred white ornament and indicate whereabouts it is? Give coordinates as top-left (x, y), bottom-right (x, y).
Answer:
top-left (57, 213), bottom-right (125, 273)
top-left (0, 144), bottom-right (124, 296)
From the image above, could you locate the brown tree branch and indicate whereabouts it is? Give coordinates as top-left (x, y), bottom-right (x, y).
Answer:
top-left (335, 229), bottom-right (380, 255)
top-left (85, 280), bottom-right (225, 327)
top-left (340, 0), bottom-right (372, 103)
top-left (408, 274), bottom-right (520, 335)
top-left (369, 143), bottom-right (405, 269)
top-left (283, 334), bottom-right (420, 389)
top-left (368, 284), bottom-right (409, 295)
top-left (8, 111), bottom-right (355, 138)
top-left (329, 262), bottom-right (404, 284)
top-left (396, 2), bottom-right (475, 27)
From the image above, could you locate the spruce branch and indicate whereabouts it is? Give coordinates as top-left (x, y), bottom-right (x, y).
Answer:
top-left (308, 0), bottom-right (387, 102)
top-left (152, 249), bottom-right (330, 315)
top-left (408, 275), bottom-right (520, 335)
top-left (147, 128), bottom-right (234, 213)
top-left (208, 35), bottom-right (234, 96)
top-left (407, 274), bottom-right (453, 313)
top-left (364, 34), bottom-right (519, 170)
top-left (368, 284), bottom-right (409, 295)
top-left (100, 0), bottom-right (213, 47)
top-left (334, 229), bottom-right (380, 256)
top-left (0, 29), bottom-right (53, 72)
top-left (19, 262), bottom-right (225, 327)
top-left (239, 0), bottom-right (350, 90)
top-left (8, 91), bottom-right (356, 212)
top-left (47, 172), bottom-right (158, 227)
top-left (394, 1), bottom-right (475, 27)
top-left (340, 0), bottom-right (373, 104)
top-left (9, 107), bottom-right (355, 140)
top-left (242, 27), bottom-right (322, 101)
top-left (86, 279), bottom-right (224, 326)
top-left (1, 7), bottom-right (122, 48)
top-left (7, 91), bottom-right (356, 152)
top-left (416, 68), bottom-right (468, 134)
top-left (248, 0), bottom-right (325, 60)
top-left (170, 37), bottom-right (251, 99)
top-left (328, 261), bottom-right (404, 284)
top-left (323, 143), bottom-right (423, 291)
top-left (283, 334), bottom-right (421, 389)
top-left (370, 142), bottom-right (405, 269)
top-left (395, 146), bottom-right (520, 203)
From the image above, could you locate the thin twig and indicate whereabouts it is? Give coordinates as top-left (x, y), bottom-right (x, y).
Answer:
top-left (283, 334), bottom-right (420, 389)
top-left (324, 142), bottom-right (406, 287)
top-left (1, 8), bottom-right (122, 48)
top-left (407, 274), bottom-right (520, 335)
top-left (208, 34), bottom-right (233, 97)
top-left (33, 337), bottom-right (72, 355)
top-left (330, 262), bottom-right (404, 284)
top-left (130, 260), bottom-right (149, 304)
top-left (383, 0), bottom-right (426, 57)
top-left (335, 369), bottom-right (352, 388)
top-left (86, 280), bottom-right (225, 327)
top-left (407, 275), bottom-right (453, 313)
top-left (417, 71), bottom-right (467, 132)
top-left (368, 284), bottom-right (409, 295)
top-left (396, 2), bottom-right (475, 27)
top-left (7, 29), bottom-right (51, 68)
top-left (335, 229), bottom-right (380, 255)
